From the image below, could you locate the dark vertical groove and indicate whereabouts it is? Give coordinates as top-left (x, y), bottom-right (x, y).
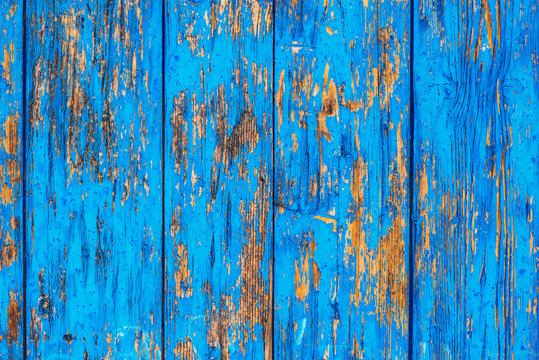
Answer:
top-left (271, 0), bottom-right (276, 359)
top-left (408, 0), bottom-right (415, 357)
top-left (161, 0), bottom-right (166, 358)
top-left (22, 0), bottom-right (27, 358)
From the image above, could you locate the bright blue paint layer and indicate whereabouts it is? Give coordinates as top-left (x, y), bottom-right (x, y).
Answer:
top-left (26, 0), bottom-right (162, 358)
top-left (0, 0), bottom-right (535, 358)
top-left (413, 0), bottom-right (539, 357)
top-left (164, 0), bottom-right (273, 359)
top-left (274, 0), bottom-right (410, 358)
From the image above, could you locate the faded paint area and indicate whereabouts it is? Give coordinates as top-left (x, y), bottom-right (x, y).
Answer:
top-left (171, 92), bottom-right (189, 175)
top-left (173, 242), bottom-right (192, 299)
top-left (26, 0), bottom-right (162, 358)
top-left (6, 292), bottom-right (21, 346)
top-left (3, 113), bottom-right (18, 156)
top-left (205, 294), bottom-right (237, 360)
top-left (0, 228), bottom-right (17, 270)
top-left (236, 172), bottom-right (271, 350)
top-left (293, 231), bottom-right (321, 301)
top-left (165, 0), bottom-right (273, 359)
top-left (346, 151), bottom-right (408, 331)
top-left (173, 336), bottom-right (195, 359)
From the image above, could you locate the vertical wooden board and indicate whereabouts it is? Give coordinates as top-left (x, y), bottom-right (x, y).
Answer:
top-left (26, 0), bottom-right (162, 358)
top-left (0, 0), bottom-right (23, 358)
top-left (412, 0), bottom-right (539, 357)
top-left (164, 0), bottom-right (273, 359)
top-left (274, 0), bottom-right (410, 358)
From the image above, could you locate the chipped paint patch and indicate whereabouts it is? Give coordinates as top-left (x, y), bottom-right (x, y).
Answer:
top-left (6, 291), bottom-right (21, 346)
top-left (174, 243), bottom-right (193, 298)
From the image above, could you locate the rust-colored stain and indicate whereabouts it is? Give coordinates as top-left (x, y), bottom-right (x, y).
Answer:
top-left (2, 113), bottom-right (18, 156)
top-left (6, 291), bottom-right (20, 346)
top-left (0, 227), bottom-right (17, 271)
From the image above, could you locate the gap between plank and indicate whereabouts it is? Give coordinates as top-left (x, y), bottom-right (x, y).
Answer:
top-left (22, 0), bottom-right (27, 358)
top-left (408, 0), bottom-right (415, 357)
top-left (161, 0), bottom-right (166, 359)
top-left (271, 0), bottom-right (276, 359)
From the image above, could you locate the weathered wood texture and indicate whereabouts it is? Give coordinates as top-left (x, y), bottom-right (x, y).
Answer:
top-left (412, 0), bottom-right (539, 357)
top-left (0, 1), bottom-right (23, 358)
top-left (274, 0), bottom-right (410, 358)
top-left (26, 0), bottom-right (163, 358)
top-left (1, 0), bottom-right (538, 358)
top-left (164, 0), bottom-right (273, 359)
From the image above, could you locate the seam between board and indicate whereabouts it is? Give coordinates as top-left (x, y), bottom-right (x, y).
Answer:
top-left (161, 0), bottom-right (166, 359)
top-left (22, 0), bottom-right (27, 358)
top-left (408, 0), bottom-right (415, 357)
top-left (271, 0), bottom-right (276, 359)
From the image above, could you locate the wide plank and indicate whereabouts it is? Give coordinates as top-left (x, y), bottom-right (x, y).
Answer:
top-left (164, 0), bottom-right (273, 358)
top-left (274, 0), bottom-right (411, 358)
top-left (412, 0), bottom-right (539, 357)
top-left (26, 0), bottom-right (163, 357)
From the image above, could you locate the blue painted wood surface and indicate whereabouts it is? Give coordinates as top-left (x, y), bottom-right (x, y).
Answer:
top-left (0, 1), bottom-right (23, 358)
top-left (164, 1), bottom-right (273, 358)
top-left (0, 0), bottom-right (537, 358)
top-left (26, 0), bottom-right (163, 358)
top-left (412, 0), bottom-right (539, 357)
top-left (274, 0), bottom-right (410, 358)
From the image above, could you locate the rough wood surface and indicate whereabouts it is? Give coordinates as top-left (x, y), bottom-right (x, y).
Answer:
top-left (0, 1), bottom-right (23, 358)
top-left (273, 0), bottom-right (411, 358)
top-left (0, 0), bottom-right (538, 358)
top-left (26, 0), bottom-right (163, 358)
top-left (164, 0), bottom-right (273, 359)
top-left (412, 0), bottom-right (539, 357)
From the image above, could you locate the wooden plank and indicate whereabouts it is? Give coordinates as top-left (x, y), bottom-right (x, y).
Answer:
top-left (412, 0), bottom-right (539, 356)
top-left (26, 0), bottom-right (163, 358)
top-left (164, 0), bottom-right (273, 359)
top-left (0, 1), bottom-right (23, 358)
top-left (274, 0), bottom-right (410, 358)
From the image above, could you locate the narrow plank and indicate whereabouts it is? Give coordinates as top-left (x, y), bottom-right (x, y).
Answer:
top-left (274, 0), bottom-right (410, 358)
top-left (412, 0), bottom-right (539, 356)
top-left (164, 0), bottom-right (273, 359)
top-left (0, 1), bottom-right (23, 358)
top-left (26, 0), bottom-right (163, 358)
